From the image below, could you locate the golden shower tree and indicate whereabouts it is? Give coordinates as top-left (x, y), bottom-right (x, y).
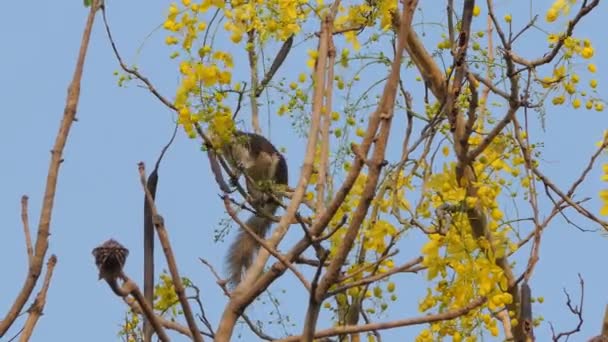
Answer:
top-left (94, 0), bottom-right (608, 341)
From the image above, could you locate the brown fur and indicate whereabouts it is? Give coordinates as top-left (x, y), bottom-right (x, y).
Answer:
top-left (222, 131), bottom-right (288, 285)
top-left (226, 201), bottom-right (279, 284)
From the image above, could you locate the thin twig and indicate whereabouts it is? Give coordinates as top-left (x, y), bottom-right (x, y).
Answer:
top-left (101, 5), bottom-right (177, 112)
top-left (552, 274), bottom-right (585, 341)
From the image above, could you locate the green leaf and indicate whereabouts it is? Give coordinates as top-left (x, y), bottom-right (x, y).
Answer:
top-left (83, 0), bottom-right (91, 7)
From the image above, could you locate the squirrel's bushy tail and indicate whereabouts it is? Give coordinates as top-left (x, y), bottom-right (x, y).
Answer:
top-left (227, 201), bottom-right (278, 285)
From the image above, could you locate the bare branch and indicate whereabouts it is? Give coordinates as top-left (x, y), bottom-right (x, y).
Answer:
top-left (20, 196), bottom-right (33, 264)
top-left (552, 274), bottom-right (585, 341)
top-left (247, 30), bottom-right (261, 134)
top-left (20, 255), bottom-right (57, 342)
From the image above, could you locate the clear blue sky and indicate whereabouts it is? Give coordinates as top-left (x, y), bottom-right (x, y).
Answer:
top-left (1, 1), bottom-right (607, 341)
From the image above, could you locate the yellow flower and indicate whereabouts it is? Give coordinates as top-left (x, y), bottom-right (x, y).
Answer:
top-left (218, 71), bottom-right (232, 85)
top-left (600, 189), bottom-right (608, 215)
top-left (564, 82), bottom-right (575, 94)
top-left (571, 74), bottom-right (580, 83)
top-left (491, 208), bottom-right (504, 220)
top-left (572, 98), bottom-right (581, 109)
top-left (588, 63), bottom-right (597, 73)
top-left (590, 79), bottom-right (598, 88)
top-left (595, 102), bottom-right (604, 112)
top-left (581, 47), bottom-right (594, 59)
top-left (230, 33), bottom-right (243, 43)
top-left (442, 145), bottom-right (450, 156)
top-left (306, 49), bottom-right (319, 69)
top-left (473, 5), bottom-right (481, 16)
top-left (165, 36), bottom-right (179, 45)
top-left (546, 8), bottom-right (558, 22)
top-left (163, 20), bottom-right (176, 31)
top-left (504, 14), bottom-right (512, 23)
top-left (168, 3), bottom-right (179, 16)
top-left (552, 95), bottom-right (565, 105)
top-left (547, 34), bottom-right (559, 44)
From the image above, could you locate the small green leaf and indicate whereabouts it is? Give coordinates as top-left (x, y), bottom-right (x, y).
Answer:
top-left (83, 0), bottom-right (91, 7)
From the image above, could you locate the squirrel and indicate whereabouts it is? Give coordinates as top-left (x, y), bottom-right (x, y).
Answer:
top-left (216, 130), bottom-right (288, 285)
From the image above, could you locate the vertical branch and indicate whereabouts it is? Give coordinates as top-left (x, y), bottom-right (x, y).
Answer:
top-left (19, 255), bottom-right (57, 342)
top-left (519, 282), bottom-right (535, 341)
top-left (143, 124), bottom-right (177, 342)
top-left (480, 9), bottom-right (494, 111)
top-left (247, 30), bottom-right (261, 134)
top-left (0, 2), bottom-right (99, 336)
top-left (138, 163), bottom-right (204, 342)
top-left (143, 170), bottom-right (158, 342)
top-left (21, 196), bottom-right (33, 264)
top-left (315, 35), bottom-right (337, 215)
top-left (302, 0), bottom-right (415, 338)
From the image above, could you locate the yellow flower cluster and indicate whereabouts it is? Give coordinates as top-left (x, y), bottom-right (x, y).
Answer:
top-left (224, 0), bottom-right (308, 43)
top-left (333, 0), bottom-right (397, 51)
top-left (539, 36), bottom-right (603, 112)
top-left (415, 131), bottom-right (528, 340)
top-left (162, 1), bottom-right (240, 138)
top-left (174, 58), bottom-right (234, 137)
top-left (118, 310), bottom-right (141, 340)
top-left (546, 0), bottom-right (577, 23)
